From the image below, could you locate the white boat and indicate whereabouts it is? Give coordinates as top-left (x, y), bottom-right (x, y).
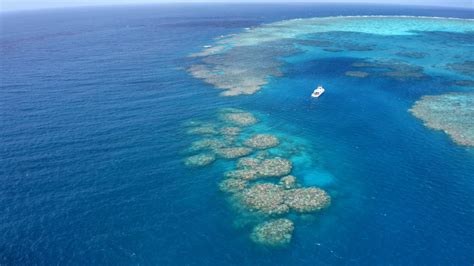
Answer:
top-left (311, 85), bottom-right (325, 98)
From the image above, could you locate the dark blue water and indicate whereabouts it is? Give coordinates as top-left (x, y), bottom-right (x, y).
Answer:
top-left (1, 4), bottom-right (473, 265)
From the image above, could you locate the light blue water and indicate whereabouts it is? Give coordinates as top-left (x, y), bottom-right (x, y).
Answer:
top-left (1, 4), bottom-right (474, 265)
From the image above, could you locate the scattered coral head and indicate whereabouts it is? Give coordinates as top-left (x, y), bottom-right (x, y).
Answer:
top-left (225, 169), bottom-right (258, 180)
top-left (241, 183), bottom-right (289, 215)
top-left (219, 109), bottom-right (258, 126)
top-left (279, 175), bottom-right (298, 189)
top-left (244, 134), bottom-right (280, 149)
top-left (257, 158), bottom-right (292, 177)
top-left (184, 153), bottom-right (216, 167)
top-left (219, 178), bottom-right (249, 193)
top-left (236, 157), bottom-right (293, 178)
top-left (251, 218), bottom-right (295, 247)
top-left (285, 187), bottom-right (331, 213)
top-left (189, 138), bottom-right (226, 152)
top-left (216, 147), bottom-right (253, 159)
top-left (186, 126), bottom-right (218, 135)
top-left (220, 127), bottom-right (241, 136)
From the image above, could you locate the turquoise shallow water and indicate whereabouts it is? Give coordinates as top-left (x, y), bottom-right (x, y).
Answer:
top-left (1, 4), bottom-right (474, 265)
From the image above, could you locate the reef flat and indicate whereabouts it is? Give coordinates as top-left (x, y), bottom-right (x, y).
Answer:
top-left (183, 108), bottom-right (332, 247)
top-left (188, 16), bottom-right (474, 150)
top-left (410, 93), bottom-right (474, 147)
top-left (189, 16), bottom-right (474, 96)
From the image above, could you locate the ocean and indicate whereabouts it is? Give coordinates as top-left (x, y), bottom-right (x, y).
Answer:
top-left (1, 3), bottom-right (473, 265)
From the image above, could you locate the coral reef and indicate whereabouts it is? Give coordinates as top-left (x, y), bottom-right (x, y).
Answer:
top-left (225, 169), bottom-right (258, 180)
top-left (251, 219), bottom-right (294, 247)
top-left (220, 111), bottom-right (258, 127)
top-left (323, 48), bottom-right (344, 52)
top-left (236, 157), bottom-right (292, 178)
top-left (182, 108), bottom-right (333, 247)
top-left (395, 51), bottom-right (426, 59)
top-left (410, 92), bottom-right (474, 147)
top-left (186, 126), bottom-right (218, 135)
top-left (351, 59), bottom-right (427, 81)
top-left (219, 178), bottom-right (248, 193)
top-left (238, 182), bottom-right (331, 215)
top-left (279, 175), bottom-right (297, 189)
top-left (345, 71), bottom-right (369, 78)
top-left (216, 147), bottom-right (253, 159)
top-left (451, 80), bottom-right (474, 87)
top-left (189, 16), bottom-right (473, 96)
top-left (184, 153), bottom-right (216, 167)
top-left (244, 134), bottom-right (280, 149)
top-left (189, 138), bottom-right (226, 152)
top-left (240, 183), bottom-right (289, 215)
top-left (285, 187), bottom-right (331, 213)
top-left (256, 158), bottom-right (293, 177)
top-left (446, 60), bottom-right (474, 76)
top-left (237, 157), bottom-right (261, 169)
top-left (220, 127), bottom-right (241, 136)
top-left (382, 71), bottom-right (425, 80)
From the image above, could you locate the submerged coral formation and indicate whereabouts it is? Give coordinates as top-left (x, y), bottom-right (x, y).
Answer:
top-left (225, 169), bottom-right (258, 180)
top-left (279, 175), bottom-right (297, 189)
top-left (251, 219), bottom-right (294, 247)
top-left (183, 16), bottom-right (474, 250)
top-left (410, 92), bottom-right (474, 147)
top-left (184, 153), bottom-right (216, 167)
top-left (186, 126), bottom-right (218, 135)
top-left (257, 158), bottom-right (293, 177)
top-left (285, 187), bottom-right (331, 213)
top-left (235, 156), bottom-right (292, 178)
top-left (351, 59), bottom-right (427, 81)
top-left (345, 71), bottom-right (369, 78)
top-left (220, 127), bottom-right (241, 136)
top-left (237, 157), bottom-right (261, 169)
top-left (182, 108), bottom-right (332, 247)
top-left (244, 134), bottom-right (280, 149)
top-left (219, 178), bottom-right (248, 193)
top-left (216, 147), bottom-right (253, 159)
top-left (238, 182), bottom-right (331, 215)
top-left (189, 138), bottom-right (226, 152)
top-left (189, 16), bottom-right (473, 96)
top-left (220, 109), bottom-right (258, 126)
top-left (446, 61), bottom-right (474, 76)
top-left (451, 80), bottom-right (474, 87)
top-left (240, 183), bottom-right (289, 215)
top-left (395, 51), bottom-right (426, 59)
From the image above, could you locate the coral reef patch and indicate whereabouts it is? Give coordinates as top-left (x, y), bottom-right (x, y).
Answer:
top-left (216, 147), bottom-right (253, 159)
top-left (285, 187), bottom-right (331, 213)
top-left (279, 175), bottom-right (297, 189)
top-left (220, 110), bottom-right (258, 126)
top-left (251, 219), bottom-right (295, 247)
top-left (395, 51), bottom-right (426, 59)
top-left (182, 108), bottom-right (332, 247)
top-left (410, 92), bottom-right (474, 147)
top-left (219, 178), bottom-right (249, 193)
top-left (446, 61), bottom-right (474, 77)
top-left (240, 183), bottom-right (290, 215)
top-left (244, 134), bottom-right (280, 149)
top-left (184, 153), bottom-right (216, 167)
top-left (350, 59), bottom-right (427, 81)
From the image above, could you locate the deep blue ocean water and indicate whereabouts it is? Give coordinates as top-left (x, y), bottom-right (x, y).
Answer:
top-left (1, 4), bottom-right (474, 265)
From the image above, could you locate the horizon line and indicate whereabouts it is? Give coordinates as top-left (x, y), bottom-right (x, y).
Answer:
top-left (1, 2), bottom-right (473, 14)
